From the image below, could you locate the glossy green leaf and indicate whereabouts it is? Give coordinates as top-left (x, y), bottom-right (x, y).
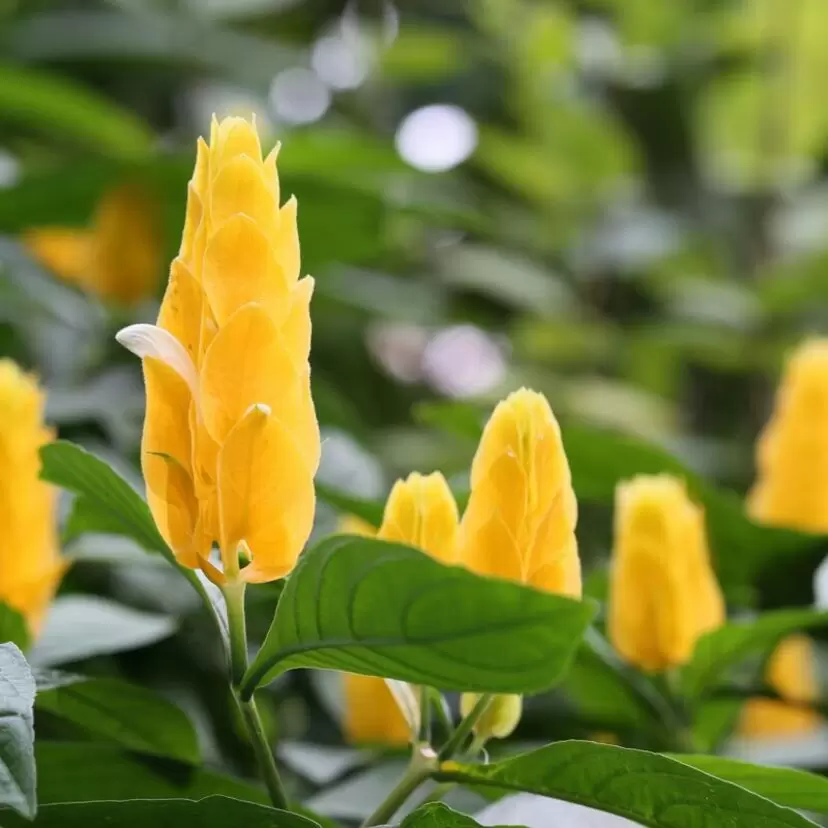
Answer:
top-left (241, 535), bottom-right (597, 698)
top-left (0, 601), bottom-right (30, 652)
top-left (681, 607), bottom-right (828, 698)
top-left (0, 796), bottom-right (319, 828)
top-left (402, 803), bottom-right (495, 828)
top-left (0, 644), bottom-right (36, 819)
top-left (36, 678), bottom-right (199, 763)
top-left (0, 63), bottom-right (152, 159)
top-left (437, 740), bottom-right (816, 828)
top-left (675, 754), bottom-right (828, 813)
top-left (39, 441), bottom-right (226, 639)
top-left (29, 595), bottom-right (176, 667)
top-left (35, 742), bottom-right (267, 805)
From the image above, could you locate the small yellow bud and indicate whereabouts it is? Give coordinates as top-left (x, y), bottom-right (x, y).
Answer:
top-left (25, 183), bottom-right (161, 306)
top-left (118, 117), bottom-right (319, 584)
top-left (740, 635), bottom-right (821, 738)
top-left (608, 475), bottom-right (725, 672)
top-left (342, 673), bottom-right (411, 746)
top-left (0, 360), bottom-right (65, 634)
top-left (749, 339), bottom-right (828, 533)
top-left (378, 472), bottom-right (459, 564)
top-left (460, 693), bottom-right (522, 741)
top-left (460, 388), bottom-right (580, 596)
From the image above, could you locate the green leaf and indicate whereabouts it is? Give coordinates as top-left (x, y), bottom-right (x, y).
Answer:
top-left (0, 643), bottom-right (36, 819)
top-left (314, 482), bottom-right (384, 528)
top-left (437, 740), bottom-right (817, 828)
top-left (241, 535), bottom-right (597, 698)
top-left (35, 742), bottom-right (267, 805)
top-left (36, 678), bottom-right (199, 764)
top-left (0, 796), bottom-right (319, 828)
top-left (39, 441), bottom-right (227, 640)
top-left (0, 63), bottom-right (152, 159)
top-left (675, 754), bottom-right (828, 813)
top-left (681, 606), bottom-right (828, 698)
top-left (0, 601), bottom-right (30, 651)
top-left (29, 595), bottom-right (176, 667)
top-left (402, 803), bottom-right (495, 828)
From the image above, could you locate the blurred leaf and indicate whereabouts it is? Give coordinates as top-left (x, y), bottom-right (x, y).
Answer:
top-left (277, 742), bottom-right (371, 787)
top-left (676, 754), bottom-right (828, 812)
top-left (0, 63), bottom-right (153, 159)
top-left (437, 741), bottom-right (816, 828)
top-left (0, 796), bottom-right (318, 828)
top-left (681, 607), bottom-right (828, 699)
top-left (30, 596), bottom-right (176, 668)
top-left (380, 25), bottom-right (468, 80)
top-left (242, 535), bottom-right (597, 697)
top-left (414, 401), bottom-right (484, 443)
top-left (36, 678), bottom-right (199, 764)
top-left (0, 644), bottom-right (36, 820)
top-left (314, 483), bottom-right (384, 528)
top-left (0, 602), bottom-right (30, 652)
top-left (35, 742), bottom-right (267, 805)
top-left (403, 804), bottom-right (493, 828)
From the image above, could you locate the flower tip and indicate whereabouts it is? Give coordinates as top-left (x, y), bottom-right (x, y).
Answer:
top-left (247, 402), bottom-right (272, 417)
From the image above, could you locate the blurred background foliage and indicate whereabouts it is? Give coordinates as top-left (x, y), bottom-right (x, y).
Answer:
top-left (5, 0), bottom-right (828, 819)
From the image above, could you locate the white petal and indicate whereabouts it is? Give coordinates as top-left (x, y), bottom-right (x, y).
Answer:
top-left (116, 323), bottom-right (198, 400)
top-left (815, 554), bottom-right (828, 610)
top-left (384, 678), bottom-right (420, 737)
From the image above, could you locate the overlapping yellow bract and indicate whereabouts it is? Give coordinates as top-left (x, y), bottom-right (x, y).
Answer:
top-left (749, 338), bottom-right (828, 533)
top-left (119, 117), bottom-right (319, 584)
top-left (608, 475), bottom-right (725, 672)
top-left (25, 184), bottom-right (161, 306)
top-left (460, 388), bottom-right (581, 596)
top-left (342, 672), bottom-right (411, 746)
top-left (0, 360), bottom-right (64, 634)
top-left (740, 635), bottom-right (821, 738)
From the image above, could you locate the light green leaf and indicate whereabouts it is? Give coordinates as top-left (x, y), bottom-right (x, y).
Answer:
top-left (36, 678), bottom-right (199, 764)
top-left (0, 643), bottom-right (36, 819)
top-left (681, 607), bottom-right (828, 698)
top-left (0, 795), bottom-right (319, 828)
top-left (437, 740), bottom-right (817, 828)
top-left (241, 535), bottom-right (596, 698)
top-left (0, 63), bottom-right (152, 159)
top-left (676, 754), bottom-right (828, 813)
top-left (0, 601), bottom-right (30, 652)
top-left (39, 441), bottom-right (227, 640)
top-left (402, 803), bottom-right (496, 828)
top-left (29, 596), bottom-right (176, 667)
top-left (35, 742), bottom-right (267, 805)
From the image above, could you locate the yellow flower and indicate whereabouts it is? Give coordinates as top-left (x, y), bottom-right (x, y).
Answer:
top-left (740, 635), bottom-right (821, 738)
top-left (608, 475), bottom-right (725, 672)
top-left (460, 692), bottom-right (522, 741)
top-left (748, 338), bottom-right (828, 533)
top-left (459, 388), bottom-right (580, 595)
top-left (343, 673), bottom-right (412, 746)
top-left (0, 360), bottom-right (64, 634)
top-left (25, 183), bottom-right (161, 306)
top-left (117, 116), bottom-right (319, 584)
top-left (378, 472), bottom-right (459, 564)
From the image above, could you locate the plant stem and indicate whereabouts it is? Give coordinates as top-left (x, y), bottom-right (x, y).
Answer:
top-left (437, 693), bottom-right (492, 760)
top-left (224, 579), bottom-right (290, 810)
top-left (361, 747), bottom-right (436, 827)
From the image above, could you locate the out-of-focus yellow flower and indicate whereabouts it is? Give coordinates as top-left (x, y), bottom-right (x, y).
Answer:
top-left (343, 672), bottom-right (411, 746)
top-left (24, 184), bottom-right (161, 306)
top-left (117, 116), bottom-right (319, 585)
top-left (608, 475), bottom-right (725, 672)
top-left (740, 635), bottom-right (822, 738)
top-left (378, 472), bottom-right (459, 564)
top-left (458, 388), bottom-right (579, 739)
top-left (460, 388), bottom-right (580, 595)
top-left (748, 339), bottom-right (828, 533)
top-left (0, 360), bottom-right (64, 634)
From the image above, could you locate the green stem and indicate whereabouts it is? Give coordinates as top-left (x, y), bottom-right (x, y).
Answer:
top-left (361, 749), bottom-right (435, 828)
top-left (224, 580), bottom-right (290, 811)
top-left (437, 693), bottom-right (492, 760)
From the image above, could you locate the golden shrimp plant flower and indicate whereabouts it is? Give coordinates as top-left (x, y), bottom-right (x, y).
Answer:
top-left (0, 360), bottom-right (64, 634)
top-left (118, 117), bottom-right (320, 584)
top-left (458, 388), bottom-right (580, 739)
top-left (608, 475), bottom-right (725, 672)
top-left (748, 338), bottom-right (828, 533)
